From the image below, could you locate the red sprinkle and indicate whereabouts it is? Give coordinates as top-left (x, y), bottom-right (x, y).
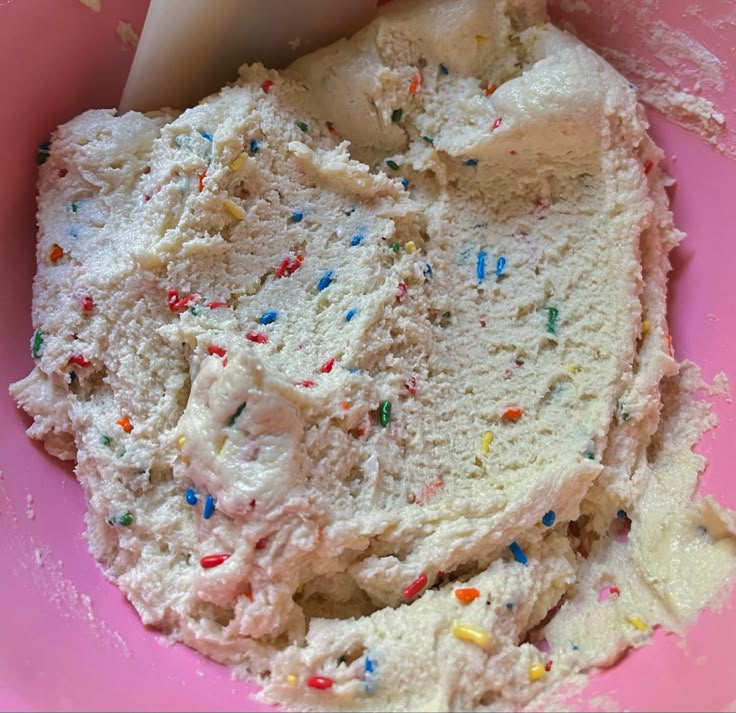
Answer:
top-left (404, 375), bottom-right (417, 396)
top-left (402, 572), bottom-right (428, 600)
top-left (545, 661), bottom-right (553, 672)
top-left (485, 83), bottom-right (497, 96)
top-left (58, 168), bottom-right (68, 178)
top-left (208, 345), bottom-right (227, 358)
top-left (167, 289), bottom-right (196, 312)
top-left (207, 301), bottom-right (229, 309)
top-left (50, 244), bottom-right (64, 263)
top-left (396, 282), bottom-right (408, 303)
top-left (409, 70), bottom-right (423, 94)
top-left (261, 79), bottom-right (274, 93)
top-left (320, 357), bottom-right (335, 373)
top-left (274, 253), bottom-right (304, 278)
top-left (502, 407), bottom-right (523, 421)
top-left (198, 170), bottom-right (206, 192)
top-left (326, 121), bottom-right (337, 136)
top-left (492, 117), bottom-right (503, 131)
top-left (68, 354), bottom-right (91, 368)
top-left (417, 479), bottom-right (443, 505)
top-left (245, 331), bottom-right (268, 344)
top-left (644, 160), bottom-right (654, 175)
top-left (200, 553), bottom-right (231, 569)
top-left (295, 380), bottom-right (315, 388)
top-left (81, 296), bottom-right (94, 313)
top-left (609, 586), bottom-right (621, 597)
top-left (255, 537), bottom-right (268, 550)
top-left (306, 675), bottom-right (334, 690)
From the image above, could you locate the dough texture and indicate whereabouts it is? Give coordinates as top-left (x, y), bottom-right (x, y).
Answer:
top-left (11, 0), bottom-right (736, 710)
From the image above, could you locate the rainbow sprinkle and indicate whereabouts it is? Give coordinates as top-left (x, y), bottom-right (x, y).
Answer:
top-left (391, 108), bottom-right (403, 123)
top-left (496, 256), bottom-right (506, 278)
top-left (386, 159), bottom-right (400, 171)
top-left (345, 307), bottom-right (357, 321)
top-left (31, 330), bottom-right (44, 359)
top-left (379, 400), bottom-right (392, 426)
top-left (477, 251), bottom-right (487, 283)
top-left (542, 510), bottom-right (556, 527)
top-left (117, 416), bottom-right (133, 433)
top-left (318, 270), bottom-right (334, 291)
top-left (547, 306), bottom-right (559, 334)
top-left (463, 158), bottom-right (478, 166)
top-left (249, 139), bottom-right (259, 154)
top-left (481, 431), bottom-right (493, 454)
top-left (454, 587), bottom-right (481, 604)
top-left (259, 311), bottom-right (278, 325)
top-left (229, 402), bottom-right (247, 427)
top-left (200, 553), bottom-right (230, 568)
top-left (186, 488), bottom-right (198, 505)
top-left (350, 234), bottom-right (363, 246)
top-left (529, 664), bottom-right (546, 682)
top-left (306, 675), bottom-right (333, 690)
top-left (451, 622), bottom-right (491, 648)
top-left (118, 513), bottom-right (133, 527)
top-left (440, 63), bottom-right (449, 74)
top-left (203, 495), bottom-right (215, 519)
top-left (296, 121), bottom-right (308, 132)
top-left (291, 212), bottom-right (303, 223)
top-left (402, 572), bottom-right (427, 600)
top-left (509, 541), bottom-right (527, 564)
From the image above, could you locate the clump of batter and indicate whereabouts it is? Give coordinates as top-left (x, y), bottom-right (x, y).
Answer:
top-left (11, 0), bottom-right (736, 710)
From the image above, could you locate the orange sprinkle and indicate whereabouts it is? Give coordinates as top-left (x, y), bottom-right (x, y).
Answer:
top-left (340, 401), bottom-right (350, 410)
top-left (455, 587), bottom-right (481, 604)
top-left (503, 407), bottom-right (523, 421)
top-left (198, 170), bottom-right (206, 192)
top-left (116, 416), bottom-right (133, 433)
top-left (50, 244), bottom-right (64, 263)
top-left (485, 83), bottom-right (497, 96)
top-left (409, 70), bottom-right (423, 94)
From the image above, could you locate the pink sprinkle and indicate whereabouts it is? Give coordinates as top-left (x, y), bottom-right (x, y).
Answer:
top-left (537, 639), bottom-right (551, 654)
top-left (492, 117), bottom-right (502, 131)
top-left (207, 301), bottom-right (229, 309)
top-left (404, 375), bottom-right (417, 396)
top-left (320, 357), bottom-right (335, 374)
top-left (416, 479), bottom-right (443, 505)
top-left (598, 585), bottom-right (621, 602)
top-left (246, 331), bottom-right (268, 344)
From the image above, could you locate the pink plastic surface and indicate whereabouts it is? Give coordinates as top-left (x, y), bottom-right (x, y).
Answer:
top-left (1, 0), bottom-right (734, 710)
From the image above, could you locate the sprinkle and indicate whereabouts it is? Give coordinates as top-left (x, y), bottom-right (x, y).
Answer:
top-left (609, 586), bottom-right (621, 597)
top-left (506, 602), bottom-right (514, 610)
top-left (320, 357), bottom-right (335, 373)
top-left (200, 131), bottom-right (212, 141)
top-left (628, 615), bottom-right (648, 631)
top-left (481, 431), bottom-right (494, 454)
top-left (50, 244), bottom-right (64, 263)
top-left (286, 674), bottom-right (298, 686)
top-left (197, 170), bottom-right (206, 192)
top-left (529, 664), bottom-right (546, 682)
top-left (178, 435), bottom-right (187, 448)
top-left (454, 587), bottom-right (481, 604)
top-left (402, 572), bottom-right (427, 600)
top-left (36, 150), bottom-right (49, 165)
top-left (396, 282), bottom-right (407, 302)
top-left (167, 289), bottom-right (197, 312)
top-left (203, 495), bottom-right (216, 519)
top-left (350, 234), bottom-right (363, 246)
top-left (409, 70), bottom-right (422, 94)
top-left (318, 270), bottom-right (334, 291)
top-left (229, 153), bottom-right (246, 171)
top-left (345, 307), bottom-right (358, 322)
top-left (326, 121), bottom-right (337, 135)
top-left (259, 311), bottom-right (278, 325)
top-left (451, 622), bottom-right (491, 648)
top-left (229, 402), bottom-right (247, 426)
top-left (274, 254), bottom-right (304, 277)
top-left (306, 675), bottom-right (334, 690)
top-left (296, 121), bottom-right (308, 133)
top-left (666, 333), bottom-right (674, 357)
top-left (545, 661), bottom-right (553, 672)
top-left (485, 83), bottom-right (498, 96)
top-left (200, 553), bottom-right (230, 568)
top-left (249, 139), bottom-right (259, 154)
top-left (542, 510), bottom-right (556, 527)
top-left (617, 509), bottom-right (627, 519)
top-left (245, 331), bottom-right (268, 344)
top-left (641, 319), bottom-right (651, 336)
top-left (379, 400), bottom-right (392, 427)
top-left (423, 263), bottom-right (433, 280)
top-left (68, 354), bottom-right (91, 368)
top-left (492, 117), bottom-right (502, 131)
top-left (291, 212), bottom-right (303, 223)
top-left (386, 159), bottom-right (400, 171)
top-left (390, 242), bottom-right (400, 253)
top-left (58, 168), bottom-right (68, 178)
top-left (422, 135), bottom-right (434, 144)
top-left (495, 256), bottom-right (506, 277)
top-left (295, 380), bottom-right (315, 388)
top-left (476, 34), bottom-right (488, 44)
top-left (186, 488), bottom-right (198, 505)
top-left (502, 407), bottom-right (522, 421)
top-left (391, 108), bottom-right (403, 123)
top-left (439, 63), bottom-right (449, 74)
top-left (547, 306), bottom-right (559, 334)
top-left (208, 345), bottom-right (226, 358)
top-left (223, 199), bottom-right (245, 221)
top-left (118, 513), bottom-right (133, 527)
top-left (100, 435), bottom-right (111, 447)
top-left (255, 537), bottom-right (268, 550)
top-left (81, 296), bottom-right (94, 312)
top-left (463, 158), bottom-right (478, 166)
top-left (340, 401), bottom-right (350, 410)
top-left (261, 79), bottom-right (273, 93)
top-left (404, 375), bottom-right (417, 395)
top-left (509, 541), bottom-right (527, 564)
top-left (70, 202), bottom-right (78, 213)
top-left (400, 178), bottom-right (409, 189)
top-left (644, 160), bottom-right (653, 175)
top-left (566, 363), bottom-right (581, 373)
top-left (31, 330), bottom-right (44, 359)
top-left (477, 251), bottom-right (487, 283)
top-left (116, 416), bottom-right (133, 433)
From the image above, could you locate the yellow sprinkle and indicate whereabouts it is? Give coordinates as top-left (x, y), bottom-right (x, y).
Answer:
top-left (229, 153), bottom-right (246, 171)
top-left (218, 437), bottom-right (228, 456)
top-left (405, 240), bottom-right (416, 253)
top-left (565, 363), bottom-right (581, 374)
top-left (451, 622), bottom-right (491, 648)
top-left (481, 431), bottom-right (494, 454)
top-left (628, 615), bottom-right (648, 631)
top-left (529, 663), bottom-right (546, 682)
top-left (223, 198), bottom-right (246, 221)
top-left (475, 34), bottom-right (488, 44)
top-left (641, 320), bottom-right (651, 336)
top-left (177, 435), bottom-right (187, 449)
top-left (286, 674), bottom-right (298, 686)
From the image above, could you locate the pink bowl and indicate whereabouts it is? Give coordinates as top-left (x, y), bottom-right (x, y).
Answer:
top-left (1, 1), bottom-right (734, 710)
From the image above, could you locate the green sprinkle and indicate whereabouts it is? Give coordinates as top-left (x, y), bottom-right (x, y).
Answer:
top-left (386, 159), bottom-right (400, 171)
top-left (70, 202), bottom-right (79, 213)
top-left (391, 108), bottom-right (403, 123)
top-left (31, 330), bottom-right (44, 359)
top-left (379, 400), bottom-right (392, 427)
top-left (586, 450), bottom-right (595, 459)
top-left (119, 513), bottom-right (133, 527)
top-left (100, 435), bottom-right (111, 447)
top-left (296, 121), bottom-right (308, 132)
top-left (390, 242), bottom-right (400, 252)
top-left (229, 402), bottom-right (247, 427)
top-left (422, 136), bottom-right (434, 144)
top-left (442, 311), bottom-right (451, 319)
top-left (546, 306), bottom-right (559, 334)
top-left (36, 152), bottom-right (49, 165)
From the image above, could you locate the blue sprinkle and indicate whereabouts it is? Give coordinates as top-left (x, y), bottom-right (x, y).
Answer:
top-left (203, 495), bottom-right (215, 519)
top-left (617, 509), bottom-right (627, 519)
top-left (249, 139), bottom-right (259, 154)
top-left (463, 158), bottom-right (478, 166)
top-left (509, 541), bottom-right (527, 565)
top-left (318, 270), bottom-right (334, 291)
top-left (39, 141), bottom-right (51, 151)
top-left (347, 368), bottom-right (362, 374)
top-left (542, 510), bottom-right (556, 527)
top-left (186, 488), bottom-right (198, 506)
top-left (345, 307), bottom-right (357, 322)
top-left (496, 256), bottom-right (506, 278)
top-left (423, 263), bottom-right (433, 280)
top-left (259, 310), bottom-right (278, 325)
top-left (351, 234), bottom-right (363, 246)
top-left (364, 657), bottom-right (375, 674)
top-left (506, 602), bottom-right (514, 610)
top-left (477, 250), bottom-right (487, 283)
top-left (200, 132), bottom-right (213, 141)
top-left (363, 656), bottom-right (376, 694)
top-left (291, 212), bottom-right (303, 223)
top-left (440, 63), bottom-right (449, 75)
top-left (400, 178), bottom-right (409, 189)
